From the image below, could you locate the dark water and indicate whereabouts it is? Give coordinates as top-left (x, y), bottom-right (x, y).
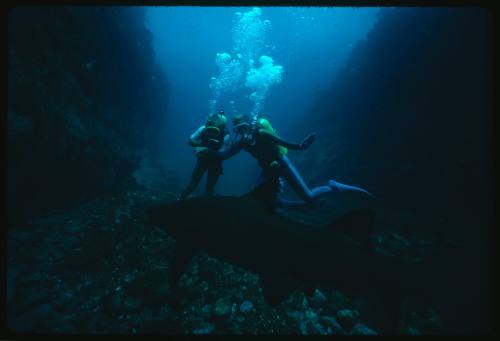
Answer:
top-left (6, 6), bottom-right (495, 335)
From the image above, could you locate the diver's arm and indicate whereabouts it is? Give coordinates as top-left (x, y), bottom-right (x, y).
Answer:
top-left (188, 126), bottom-right (205, 147)
top-left (202, 136), bottom-right (245, 160)
top-left (218, 134), bottom-right (231, 153)
top-left (258, 130), bottom-right (316, 150)
top-left (189, 139), bottom-right (202, 147)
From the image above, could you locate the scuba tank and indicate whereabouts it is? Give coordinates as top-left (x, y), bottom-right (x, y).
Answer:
top-left (194, 125), bottom-right (224, 157)
top-left (203, 128), bottom-right (222, 149)
top-left (202, 111), bottom-right (227, 149)
top-left (251, 113), bottom-right (288, 157)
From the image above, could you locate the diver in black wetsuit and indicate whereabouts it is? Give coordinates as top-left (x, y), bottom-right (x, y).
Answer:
top-left (179, 110), bottom-right (230, 200)
top-left (200, 113), bottom-right (374, 210)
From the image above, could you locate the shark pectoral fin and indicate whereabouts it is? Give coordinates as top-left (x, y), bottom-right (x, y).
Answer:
top-left (327, 209), bottom-right (376, 247)
top-left (260, 274), bottom-right (300, 307)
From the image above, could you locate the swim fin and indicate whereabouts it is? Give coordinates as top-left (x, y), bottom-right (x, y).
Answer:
top-left (328, 179), bottom-right (375, 198)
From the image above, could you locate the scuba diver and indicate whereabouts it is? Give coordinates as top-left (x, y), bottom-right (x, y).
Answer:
top-left (200, 113), bottom-right (374, 210)
top-left (179, 110), bottom-right (230, 200)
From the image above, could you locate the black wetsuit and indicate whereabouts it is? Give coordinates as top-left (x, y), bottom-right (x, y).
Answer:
top-left (180, 126), bottom-right (229, 199)
top-left (211, 120), bottom-right (332, 210)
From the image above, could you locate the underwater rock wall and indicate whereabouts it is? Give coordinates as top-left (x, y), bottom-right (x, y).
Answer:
top-left (8, 7), bottom-right (169, 224)
top-left (303, 8), bottom-right (493, 333)
top-left (305, 7), bottom-right (494, 238)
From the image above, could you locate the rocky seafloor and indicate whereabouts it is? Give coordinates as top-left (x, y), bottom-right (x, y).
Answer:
top-left (7, 187), bottom-right (442, 335)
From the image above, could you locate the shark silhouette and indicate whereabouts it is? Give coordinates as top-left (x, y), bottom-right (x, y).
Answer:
top-left (146, 193), bottom-right (483, 333)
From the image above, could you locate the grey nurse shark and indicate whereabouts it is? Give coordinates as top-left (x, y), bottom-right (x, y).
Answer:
top-left (146, 192), bottom-right (482, 333)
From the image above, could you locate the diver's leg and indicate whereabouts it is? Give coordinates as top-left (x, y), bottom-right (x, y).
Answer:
top-left (179, 159), bottom-right (206, 200)
top-left (205, 161), bottom-right (221, 196)
top-left (270, 176), bottom-right (315, 209)
top-left (248, 167), bottom-right (282, 212)
top-left (280, 155), bottom-right (332, 203)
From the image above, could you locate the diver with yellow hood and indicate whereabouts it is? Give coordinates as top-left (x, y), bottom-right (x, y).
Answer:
top-left (179, 109), bottom-right (230, 200)
top-left (200, 112), bottom-right (374, 210)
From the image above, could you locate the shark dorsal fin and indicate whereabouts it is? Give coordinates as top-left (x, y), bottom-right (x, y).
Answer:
top-left (327, 209), bottom-right (376, 244)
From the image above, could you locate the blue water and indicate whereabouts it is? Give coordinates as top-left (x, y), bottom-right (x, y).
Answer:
top-left (145, 7), bottom-right (380, 195)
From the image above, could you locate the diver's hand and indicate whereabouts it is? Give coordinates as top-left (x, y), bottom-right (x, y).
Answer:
top-left (300, 133), bottom-right (316, 150)
top-left (241, 134), bottom-right (253, 145)
top-left (194, 147), bottom-right (209, 157)
top-left (206, 138), bottom-right (222, 149)
top-left (197, 147), bottom-right (220, 159)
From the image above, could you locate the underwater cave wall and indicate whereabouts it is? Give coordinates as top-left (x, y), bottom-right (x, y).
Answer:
top-left (7, 6), bottom-right (169, 224)
top-left (302, 8), bottom-right (494, 332)
top-left (305, 7), bottom-right (494, 239)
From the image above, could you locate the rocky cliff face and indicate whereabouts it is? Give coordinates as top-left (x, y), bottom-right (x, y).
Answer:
top-left (8, 6), bottom-right (169, 224)
top-left (298, 8), bottom-right (493, 333)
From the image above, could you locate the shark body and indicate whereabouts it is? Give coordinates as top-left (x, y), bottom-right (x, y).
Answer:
top-left (146, 194), bottom-right (480, 333)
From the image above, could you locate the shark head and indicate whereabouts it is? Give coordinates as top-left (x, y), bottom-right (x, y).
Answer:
top-left (147, 196), bottom-right (261, 242)
top-left (146, 199), bottom-right (190, 239)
